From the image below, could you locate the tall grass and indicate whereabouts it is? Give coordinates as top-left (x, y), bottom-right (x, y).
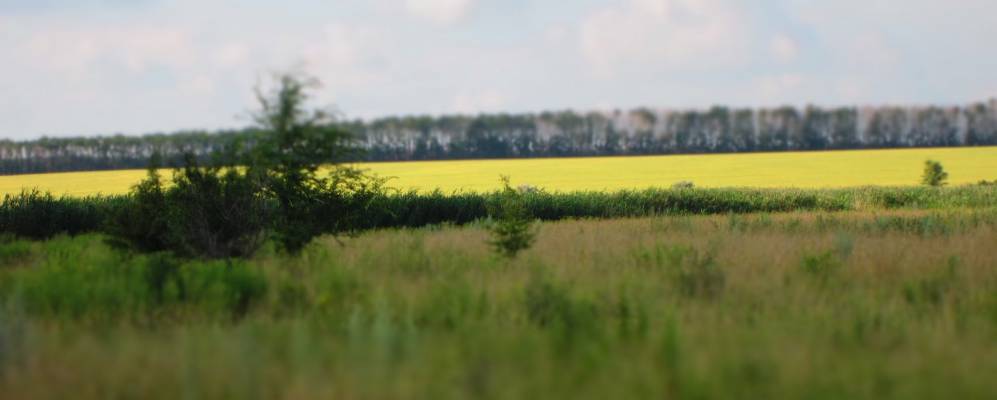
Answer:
top-left (1, 210), bottom-right (996, 398)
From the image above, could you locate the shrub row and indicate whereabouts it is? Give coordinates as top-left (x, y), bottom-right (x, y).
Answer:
top-left (3, 185), bottom-right (997, 241)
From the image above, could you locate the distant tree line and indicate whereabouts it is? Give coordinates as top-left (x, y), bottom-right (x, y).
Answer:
top-left (2, 100), bottom-right (995, 175)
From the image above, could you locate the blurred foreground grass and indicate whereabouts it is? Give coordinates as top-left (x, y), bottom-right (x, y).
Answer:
top-left (1, 209), bottom-right (996, 399)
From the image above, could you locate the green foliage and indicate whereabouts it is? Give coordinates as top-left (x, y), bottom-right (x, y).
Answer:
top-left (921, 159), bottom-right (949, 187)
top-left (107, 157), bottom-right (270, 259)
top-left (0, 238), bottom-right (32, 266)
top-left (9, 185), bottom-right (997, 242)
top-left (105, 160), bottom-right (170, 253)
top-left (163, 161), bottom-right (271, 259)
top-left (246, 72), bottom-right (365, 253)
top-left (247, 73), bottom-right (356, 176)
top-left (800, 250), bottom-right (841, 282)
top-left (0, 190), bottom-right (119, 240)
top-left (3, 236), bottom-right (267, 319)
top-left (487, 176), bottom-right (537, 258)
top-left (105, 73), bottom-right (382, 258)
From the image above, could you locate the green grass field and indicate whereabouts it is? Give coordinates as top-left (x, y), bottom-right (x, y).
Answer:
top-left (2, 146), bottom-right (996, 196)
top-left (2, 210), bottom-right (996, 398)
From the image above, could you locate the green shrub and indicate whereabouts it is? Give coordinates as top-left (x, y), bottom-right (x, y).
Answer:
top-left (105, 161), bottom-right (170, 253)
top-left (487, 176), bottom-right (537, 258)
top-left (164, 162), bottom-right (271, 259)
top-left (671, 181), bottom-right (695, 190)
top-left (800, 250), bottom-right (840, 282)
top-left (921, 160), bottom-right (948, 187)
top-left (107, 157), bottom-right (270, 259)
top-left (105, 73), bottom-right (381, 258)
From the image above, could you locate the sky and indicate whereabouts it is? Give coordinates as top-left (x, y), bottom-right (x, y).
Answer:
top-left (1, 0), bottom-right (995, 139)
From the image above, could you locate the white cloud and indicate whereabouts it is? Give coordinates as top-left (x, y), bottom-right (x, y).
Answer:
top-left (769, 34), bottom-right (799, 63)
top-left (19, 24), bottom-right (196, 75)
top-left (543, 26), bottom-right (569, 45)
top-left (754, 73), bottom-right (805, 102)
top-left (844, 32), bottom-right (899, 70)
top-left (404, 0), bottom-right (473, 25)
top-left (300, 23), bottom-right (389, 100)
top-left (180, 74), bottom-right (215, 96)
top-left (213, 43), bottom-right (251, 70)
top-left (834, 77), bottom-right (867, 102)
top-left (578, 0), bottom-right (750, 76)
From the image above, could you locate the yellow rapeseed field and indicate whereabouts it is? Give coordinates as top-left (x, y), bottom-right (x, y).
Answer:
top-left (2, 146), bottom-right (996, 196)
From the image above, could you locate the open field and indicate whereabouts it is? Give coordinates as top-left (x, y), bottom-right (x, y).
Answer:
top-left (2, 146), bottom-right (996, 196)
top-left (2, 143), bottom-right (996, 399)
top-left (2, 209), bottom-right (996, 399)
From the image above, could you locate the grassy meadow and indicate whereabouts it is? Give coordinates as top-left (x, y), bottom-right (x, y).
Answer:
top-left (2, 210), bottom-right (996, 398)
top-left (2, 146), bottom-right (996, 196)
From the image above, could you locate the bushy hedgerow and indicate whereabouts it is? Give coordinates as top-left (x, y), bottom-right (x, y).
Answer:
top-left (4, 186), bottom-right (997, 245)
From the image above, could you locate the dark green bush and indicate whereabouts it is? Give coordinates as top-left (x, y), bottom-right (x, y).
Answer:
top-left (921, 160), bottom-right (948, 187)
top-left (165, 163), bottom-right (271, 259)
top-left (106, 73), bottom-right (382, 259)
top-left (487, 177), bottom-right (537, 258)
top-left (105, 165), bottom-right (170, 253)
top-left (107, 158), bottom-right (270, 259)
top-left (0, 190), bottom-right (120, 240)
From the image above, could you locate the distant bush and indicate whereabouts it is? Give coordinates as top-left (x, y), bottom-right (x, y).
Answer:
top-left (921, 160), bottom-right (948, 187)
top-left (487, 176), bottom-right (537, 258)
top-left (671, 181), bottom-right (695, 190)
